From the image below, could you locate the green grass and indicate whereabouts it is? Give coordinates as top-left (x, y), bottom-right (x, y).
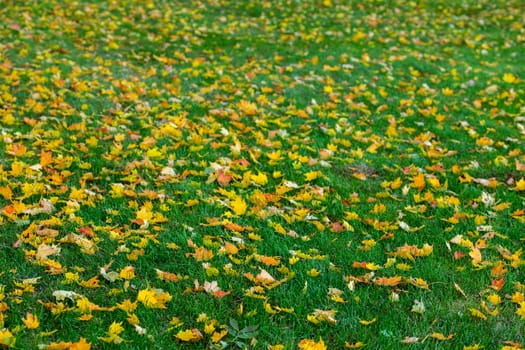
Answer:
top-left (0, 0), bottom-right (524, 349)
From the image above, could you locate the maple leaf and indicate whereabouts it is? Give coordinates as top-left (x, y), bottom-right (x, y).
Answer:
top-left (298, 338), bottom-right (327, 350)
top-left (515, 178), bottom-right (525, 191)
top-left (217, 170), bottom-right (232, 186)
top-left (412, 172), bottom-right (426, 191)
top-left (137, 288), bottom-right (172, 308)
top-left (255, 269), bottom-right (276, 284)
top-left (175, 328), bottom-right (203, 342)
top-left (502, 73), bottom-right (517, 83)
top-left (469, 247), bottom-right (483, 266)
top-left (69, 338), bottom-right (91, 350)
top-left (211, 330), bottom-right (228, 343)
top-left (0, 328), bottom-right (16, 347)
top-left (511, 292), bottom-right (525, 304)
top-left (36, 243), bottom-right (61, 261)
top-left (192, 247), bottom-right (214, 261)
top-left (223, 241), bottom-right (239, 255)
top-left (0, 186), bottom-right (13, 200)
top-left (307, 309), bottom-right (337, 324)
top-left (258, 255), bottom-right (280, 266)
top-left (230, 196), bottom-right (247, 216)
top-left (119, 266), bottom-right (136, 280)
top-left (99, 321), bottom-right (125, 344)
top-left (156, 269), bottom-right (179, 282)
top-left (22, 312), bottom-right (39, 329)
top-left (374, 276), bottom-right (402, 287)
top-left (251, 171), bottom-right (268, 186)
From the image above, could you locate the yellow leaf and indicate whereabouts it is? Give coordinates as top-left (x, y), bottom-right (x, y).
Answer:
top-left (211, 330), bottom-right (228, 343)
top-left (408, 277), bottom-right (429, 290)
top-left (517, 302), bottom-right (525, 320)
top-left (99, 321), bottom-right (125, 344)
top-left (345, 342), bottom-right (366, 349)
top-left (268, 345), bottom-right (285, 350)
top-left (119, 266), bottom-right (135, 280)
top-left (502, 73), bottom-right (517, 83)
top-left (298, 338), bottom-right (327, 350)
top-left (511, 292), bottom-right (524, 304)
top-left (486, 294), bottom-right (501, 305)
top-left (463, 345), bottom-right (482, 350)
top-left (251, 171), bottom-right (268, 186)
top-left (359, 318), bottom-right (376, 325)
top-left (108, 321), bottom-right (124, 336)
top-left (469, 247), bottom-right (483, 266)
top-left (137, 288), bottom-right (172, 309)
top-left (22, 312), bottom-right (39, 329)
top-left (365, 262), bottom-right (381, 271)
top-left (304, 171), bottom-right (323, 182)
top-left (0, 328), bottom-right (16, 347)
top-left (307, 268), bottom-right (321, 277)
top-left (469, 308), bottom-right (487, 320)
top-left (454, 283), bottom-right (467, 298)
top-left (175, 328), bottom-right (203, 342)
top-left (515, 178), bottom-right (525, 191)
top-left (308, 309), bottom-right (337, 324)
top-left (237, 100), bottom-right (257, 115)
top-left (230, 196), bottom-right (247, 216)
top-left (430, 332), bottom-right (455, 340)
top-left (117, 299), bottom-right (137, 313)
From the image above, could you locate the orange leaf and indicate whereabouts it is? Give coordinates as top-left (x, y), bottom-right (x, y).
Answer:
top-left (195, 247), bottom-right (214, 261)
top-left (0, 186), bottom-right (13, 200)
top-left (259, 256), bottom-right (280, 266)
top-left (374, 276), bottom-right (402, 287)
top-left (412, 172), bottom-right (426, 191)
top-left (217, 170), bottom-right (232, 186)
top-left (156, 269), bottom-right (179, 282)
top-left (40, 150), bottom-right (53, 168)
top-left (70, 337), bottom-right (91, 350)
top-left (213, 290), bottom-right (230, 298)
top-left (223, 242), bottom-right (239, 255)
top-left (491, 278), bottom-right (505, 291)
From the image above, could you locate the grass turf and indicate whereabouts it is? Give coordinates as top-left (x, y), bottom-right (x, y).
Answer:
top-left (0, 0), bottom-right (524, 349)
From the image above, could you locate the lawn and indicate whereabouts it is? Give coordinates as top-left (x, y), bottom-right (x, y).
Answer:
top-left (0, 0), bottom-right (524, 349)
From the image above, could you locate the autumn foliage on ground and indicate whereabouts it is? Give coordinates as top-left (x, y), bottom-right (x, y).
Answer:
top-left (0, 0), bottom-right (524, 349)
